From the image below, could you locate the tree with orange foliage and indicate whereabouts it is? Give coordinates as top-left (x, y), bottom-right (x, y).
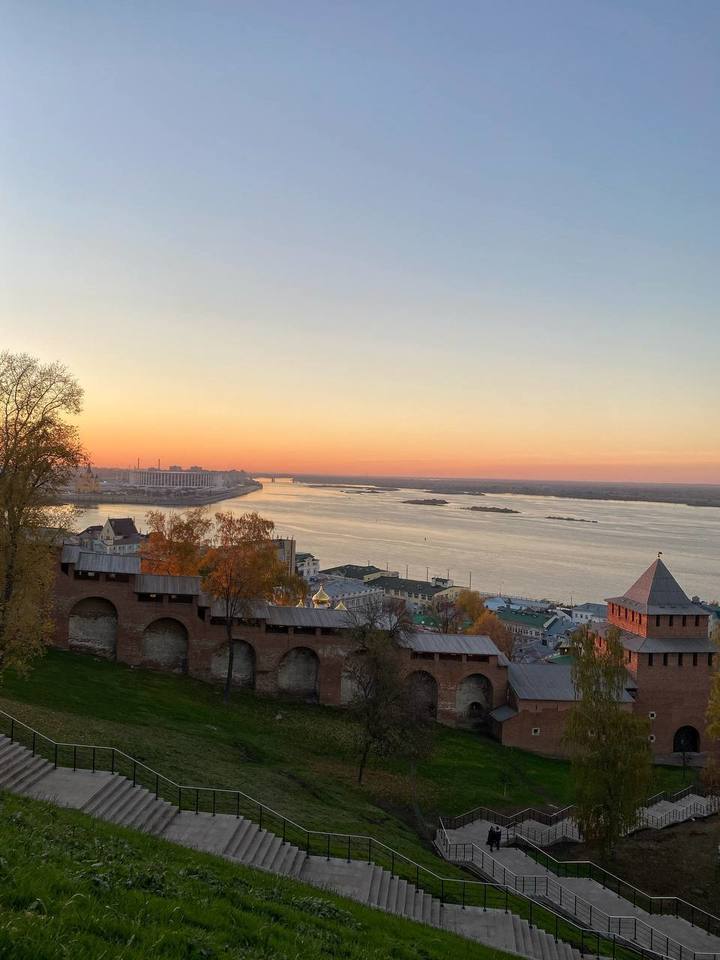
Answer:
top-left (467, 609), bottom-right (513, 658)
top-left (203, 511), bottom-right (305, 703)
top-left (140, 508), bottom-right (212, 576)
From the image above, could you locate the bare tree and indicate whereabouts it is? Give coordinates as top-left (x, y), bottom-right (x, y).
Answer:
top-left (0, 352), bottom-right (85, 671)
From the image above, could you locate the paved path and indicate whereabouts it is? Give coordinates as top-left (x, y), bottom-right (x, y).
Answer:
top-left (443, 819), bottom-right (720, 959)
top-left (0, 735), bottom-right (583, 960)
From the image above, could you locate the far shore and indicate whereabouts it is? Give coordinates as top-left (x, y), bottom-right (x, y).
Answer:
top-left (59, 481), bottom-right (262, 509)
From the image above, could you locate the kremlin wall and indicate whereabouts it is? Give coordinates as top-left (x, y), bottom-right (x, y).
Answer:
top-left (53, 546), bottom-right (718, 761)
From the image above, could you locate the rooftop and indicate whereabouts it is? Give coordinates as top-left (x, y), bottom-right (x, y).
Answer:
top-left (370, 576), bottom-right (445, 599)
top-left (401, 632), bottom-right (506, 658)
top-left (606, 558), bottom-right (707, 616)
top-left (496, 609), bottom-right (556, 629)
top-left (134, 574), bottom-right (201, 596)
top-left (508, 662), bottom-right (634, 702)
top-left (320, 564), bottom-right (386, 580)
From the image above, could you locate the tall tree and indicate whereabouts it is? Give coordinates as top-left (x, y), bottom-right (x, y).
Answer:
top-left (564, 626), bottom-right (652, 856)
top-left (203, 511), bottom-right (304, 703)
top-left (140, 507), bottom-right (212, 576)
top-left (0, 352), bottom-right (85, 672)
top-left (467, 609), bottom-right (513, 657)
top-left (344, 601), bottom-right (432, 785)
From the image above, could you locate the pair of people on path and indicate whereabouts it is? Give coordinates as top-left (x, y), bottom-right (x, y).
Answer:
top-left (486, 825), bottom-right (502, 851)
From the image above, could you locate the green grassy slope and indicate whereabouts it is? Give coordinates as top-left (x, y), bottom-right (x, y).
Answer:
top-left (0, 650), bottom-right (687, 871)
top-left (0, 791), bottom-right (517, 960)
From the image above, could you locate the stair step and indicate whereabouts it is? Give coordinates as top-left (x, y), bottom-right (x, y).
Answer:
top-left (0, 754), bottom-right (48, 790)
top-left (0, 751), bottom-right (38, 786)
top-left (254, 834), bottom-right (283, 870)
top-left (367, 865), bottom-right (382, 904)
top-left (92, 779), bottom-right (137, 819)
top-left (236, 826), bottom-right (267, 865)
top-left (144, 802), bottom-right (178, 837)
top-left (430, 898), bottom-right (441, 926)
top-left (82, 775), bottom-right (127, 815)
top-left (111, 786), bottom-right (153, 826)
top-left (393, 879), bottom-right (407, 915)
top-left (8, 756), bottom-right (52, 793)
top-left (226, 820), bottom-right (257, 860)
top-left (376, 869), bottom-right (391, 909)
top-left (123, 794), bottom-right (163, 830)
top-left (421, 892), bottom-right (433, 924)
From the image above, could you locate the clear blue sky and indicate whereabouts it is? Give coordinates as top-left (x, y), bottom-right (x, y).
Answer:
top-left (2, 1), bottom-right (719, 479)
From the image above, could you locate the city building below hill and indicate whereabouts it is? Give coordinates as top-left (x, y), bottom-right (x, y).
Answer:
top-left (295, 552), bottom-right (319, 580)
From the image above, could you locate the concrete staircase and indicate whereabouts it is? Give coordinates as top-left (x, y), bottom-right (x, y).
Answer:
top-left (0, 733), bottom-right (588, 960)
top-left (450, 791), bottom-right (720, 848)
top-left (439, 819), bottom-right (720, 960)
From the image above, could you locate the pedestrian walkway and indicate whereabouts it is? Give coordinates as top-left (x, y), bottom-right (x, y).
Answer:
top-left (0, 729), bottom-right (585, 960)
top-left (438, 816), bottom-right (720, 960)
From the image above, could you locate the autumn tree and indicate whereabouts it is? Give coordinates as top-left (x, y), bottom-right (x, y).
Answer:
top-left (203, 511), bottom-right (304, 703)
top-left (140, 507), bottom-right (212, 575)
top-left (455, 589), bottom-right (486, 624)
top-left (564, 625), bottom-right (652, 856)
top-left (344, 599), bottom-right (432, 785)
top-left (0, 352), bottom-right (86, 672)
top-left (467, 609), bottom-right (513, 658)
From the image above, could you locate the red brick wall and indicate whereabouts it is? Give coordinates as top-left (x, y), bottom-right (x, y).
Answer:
top-left (52, 565), bottom-right (512, 725)
top-left (631, 652), bottom-right (716, 754)
top-left (608, 604), bottom-right (709, 640)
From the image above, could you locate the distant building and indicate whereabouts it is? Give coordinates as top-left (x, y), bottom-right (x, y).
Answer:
top-left (295, 552), bottom-right (320, 580)
top-left (100, 518), bottom-right (145, 554)
top-left (496, 608), bottom-right (558, 647)
top-left (369, 575), bottom-right (452, 612)
top-left (571, 602), bottom-right (608, 625)
top-left (273, 538), bottom-right (296, 575)
top-left (320, 564), bottom-right (392, 581)
top-left (311, 577), bottom-right (384, 612)
top-left (119, 468), bottom-right (249, 490)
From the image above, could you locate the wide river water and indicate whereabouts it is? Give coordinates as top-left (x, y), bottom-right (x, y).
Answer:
top-left (74, 481), bottom-right (720, 604)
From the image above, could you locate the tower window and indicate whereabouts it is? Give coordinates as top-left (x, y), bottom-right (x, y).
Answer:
top-left (678, 653), bottom-right (684, 667)
top-left (648, 653), bottom-right (654, 666)
top-left (709, 653), bottom-right (715, 668)
top-left (693, 653), bottom-right (698, 666)
top-left (682, 616), bottom-right (687, 627)
top-left (663, 653), bottom-right (669, 666)
top-left (669, 616), bottom-right (674, 627)
top-left (695, 616), bottom-right (700, 627)
top-left (655, 615), bottom-right (660, 627)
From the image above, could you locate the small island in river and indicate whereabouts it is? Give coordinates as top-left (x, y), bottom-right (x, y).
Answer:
top-left (463, 505), bottom-right (519, 514)
top-left (403, 498), bottom-right (448, 506)
top-left (546, 515), bottom-right (598, 523)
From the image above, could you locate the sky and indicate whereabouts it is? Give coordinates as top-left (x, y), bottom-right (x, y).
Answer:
top-left (2, 1), bottom-right (719, 481)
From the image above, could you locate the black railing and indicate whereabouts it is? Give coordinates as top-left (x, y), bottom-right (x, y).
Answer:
top-left (512, 835), bottom-right (720, 940)
top-left (1, 709), bottom-right (717, 960)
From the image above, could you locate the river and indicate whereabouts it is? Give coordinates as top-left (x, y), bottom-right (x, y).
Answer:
top-left (73, 480), bottom-right (720, 604)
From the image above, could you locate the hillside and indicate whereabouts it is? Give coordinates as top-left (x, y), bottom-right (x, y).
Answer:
top-left (0, 790), bottom-right (516, 960)
top-left (0, 651), bottom-right (687, 873)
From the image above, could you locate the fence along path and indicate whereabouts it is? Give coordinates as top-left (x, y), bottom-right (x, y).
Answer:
top-left (1, 706), bottom-right (713, 960)
top-left (437, 810), bottom-right (720, 960)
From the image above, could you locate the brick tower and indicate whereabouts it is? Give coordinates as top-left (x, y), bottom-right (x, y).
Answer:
top-left (604, 557), bottom-right (716, 756)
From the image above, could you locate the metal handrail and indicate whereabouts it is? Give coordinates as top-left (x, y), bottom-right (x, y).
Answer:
top-left (436, 829), bottom-right (720, 960)
top-left (0, 707), bottom-right (706, 960)
top-left (444, 783), bottom-right (712, 832)
top-left (512, 834), bottom-right (720, 938)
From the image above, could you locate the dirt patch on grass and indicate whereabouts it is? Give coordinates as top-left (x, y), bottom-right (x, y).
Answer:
top-left (553, 817), bottom-right (720, 913)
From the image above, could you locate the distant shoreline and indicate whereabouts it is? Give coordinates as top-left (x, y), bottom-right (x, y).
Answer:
top-left (291, 476), bottom-right (720, 509)
top-left (59, 481), bottom-right (262, 509)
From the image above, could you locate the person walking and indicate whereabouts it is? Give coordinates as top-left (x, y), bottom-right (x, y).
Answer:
top-left (492, 826), bottom-right (502, 851)
top-left (486, 825), bottom-right (495, 849)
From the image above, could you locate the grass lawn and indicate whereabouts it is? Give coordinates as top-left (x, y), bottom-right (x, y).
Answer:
top-left (0, 790), bottom-right (519, 960)
top-left (0, 650), bottom-right (688, 872)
